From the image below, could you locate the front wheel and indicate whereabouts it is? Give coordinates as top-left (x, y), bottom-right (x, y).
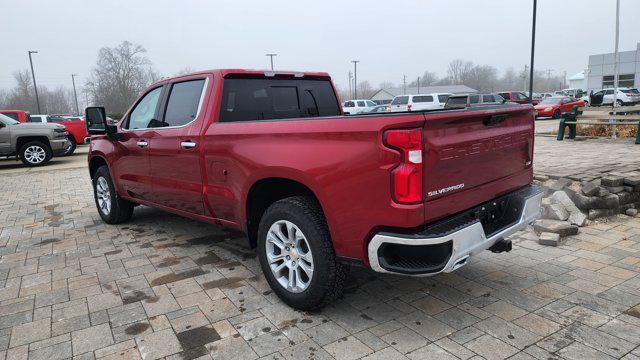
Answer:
top-left (93, 165), bottom-right (134, 224)
top-left (61, 136), bottom-right (76, 156)
top-left (257, 196), bottom-right (347, 310)
top-left (19, 141), bottom-right (52, 167)
top-left (552, 109), bottom-right (561, 119)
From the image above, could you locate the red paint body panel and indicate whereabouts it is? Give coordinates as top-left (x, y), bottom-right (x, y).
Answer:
top-left (89, 69), bottom-right (535, 264)
top-left (49, 118), bottom-right (88, 143)
top-left (0, 110), bottom-right (30, 123)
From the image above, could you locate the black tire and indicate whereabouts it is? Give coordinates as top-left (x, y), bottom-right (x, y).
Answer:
top-left (257, 196), bottom-right (347, 310)
top-left (93, 165), bottom-right (134, 224)
top-left (616, 99), bottom-right (624, 106)
top-left (19, 141), bottom-right (52, 167)
top-left (552, 109), bottom-right (561, 119)
top-left (61, 136), bottom-right (77, 156)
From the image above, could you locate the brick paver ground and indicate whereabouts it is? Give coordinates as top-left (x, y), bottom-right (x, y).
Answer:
top-left (0, 138), bottom-right (639, 359)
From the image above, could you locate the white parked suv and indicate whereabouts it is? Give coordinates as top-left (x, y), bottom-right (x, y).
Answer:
top-left (342, 100), bottom-right (376, 114)
top-left (585, 88), bottom-right (640, 106)
top-left (389, 93), bottom-right (452, 112)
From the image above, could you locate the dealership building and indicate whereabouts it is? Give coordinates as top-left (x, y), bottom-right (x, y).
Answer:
top-left (585, 42), bottom-right (639, 92)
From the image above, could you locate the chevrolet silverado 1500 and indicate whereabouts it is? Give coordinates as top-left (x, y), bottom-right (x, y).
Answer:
top-left (85, 69), bottom-right (542, 310)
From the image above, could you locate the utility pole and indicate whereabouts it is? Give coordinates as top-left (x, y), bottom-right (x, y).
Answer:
top-left (265, 53), bottom-right (277, 70)
top-left (71, 74), bottom-right (80, 116)
top-left (403, 75), bottom-right (407, 95)
top-left (522, 65), bottom-right (528, 91)
top-left (417, 76), bottom-right (421, 93)
top-left (351, 60), bottom-right (360, 99)
top-left (28, 50), bottom-right (41, 114)
top-left (612, 0), bottom-right (620, 139)
top-left (528, 0), bottom-right (537, 101)
top-left (348, 71), bottom-right (353, 100)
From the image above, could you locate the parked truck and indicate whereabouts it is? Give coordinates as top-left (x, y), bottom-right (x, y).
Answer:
top-left (85, 69), bottom-right (542, 310)
top-left (0, 113), bottom-right (70, 166)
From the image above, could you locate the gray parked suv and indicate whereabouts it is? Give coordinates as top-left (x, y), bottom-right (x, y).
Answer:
top-left (0, 113), bottom-right (70, 166)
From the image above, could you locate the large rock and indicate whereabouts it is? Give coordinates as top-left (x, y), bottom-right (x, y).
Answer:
top-left (533, 219), bottom-right (579, 237)
top-left (627, 208), bottom-right (639, 217)
top-left (543, 204), bottom-right (569, 221)
top-left (550, 191), bottom-right (575, 208)
top-left (565, 189), bottom-right (597, 210)
top-left (568, 211), bottom-right (587, 227)
top-left (588, 209), bottom-right (616, 220)
top-left (601, 194), bottom-right (620, 209)
top-left (618, 192), bottom-right (632, 204)
top-left (623, 177), bottom-right (640, 186)
top-left (581, 182), bottom-right (600, 196)
top-left (601, 176), bottom-right (624, 187)
top-left (548, 178), bottom-right (573, 192)
top-left (538, 232), bottom-right (562, 246)
top-left (604, 186), bottom-right (625, 194)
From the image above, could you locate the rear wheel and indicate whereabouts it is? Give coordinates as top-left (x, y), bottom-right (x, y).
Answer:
top-left (61, 136), bottom-right (76, 156)
top-left (19, 141), bottom-right (52, 167)
top-left (552, 109), bottom-right (561, 119)
top-left (616, 99), bottom-right (624, 106)
top-left (257, 196), bottom-right (347, 310)
top-left (93, 165), bottom-right (134, 224)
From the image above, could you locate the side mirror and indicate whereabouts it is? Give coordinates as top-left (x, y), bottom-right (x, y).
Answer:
top-left (85, 107), bottom-right (117, 135)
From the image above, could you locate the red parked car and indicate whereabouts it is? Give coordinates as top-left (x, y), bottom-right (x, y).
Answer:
top-left (85, 69), bottom-right (542, 310)
top-left (498, 91), bottom-right (540, 105)
top-left (0, 110), bottom-right (32, 123)
top-left (534, 96), bottom-right (585, 119)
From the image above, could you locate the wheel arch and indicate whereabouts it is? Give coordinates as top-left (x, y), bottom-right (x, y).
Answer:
top-left (88, 155), bottom-right (108, 180)
top-left (244, 176), bottom-right (328, 249)
top-left (16, 136), bottom-right (51, 151)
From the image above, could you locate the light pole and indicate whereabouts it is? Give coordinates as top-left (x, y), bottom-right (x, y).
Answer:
top-left (528, 0), bottom-right (537, 101)
top-left (71, 74), bottom-right (80, 116)
top-left (417, 76), bottom-right (421, 93)
top-left (266, 53), bottom-right (277, 70)
top-left (403, 75), bottom-right (407, 95)
top-left (351, 60), bottom-right (359, 99)
top-left (28, 51), bottom-right (41, 114)
top-left (612, 0), bottom-right (620, 139)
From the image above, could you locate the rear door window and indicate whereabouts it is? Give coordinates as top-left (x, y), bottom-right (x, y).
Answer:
top-left (391, 96), bottom-right (409, 105)
top-left (469, 95), bottom-right (480, 104)
top-left (412, 95), bottom-right (433, 103)
top-left (162, 79), bottom-right (206, 127)
top-left (343, 101), bottom-right (355, 107)
top-left (446, 96), bottom-right (468, 107)
top-left (220, 78), bottom-right (340, 122)
top-left (3, 113), bottom-right (18, 121)
top-left (482, 95), bottom-right (494, 103)
top-left (437, 94), bottom-right (450, 103)
top-left (357, 101), bottom-right (366, 107)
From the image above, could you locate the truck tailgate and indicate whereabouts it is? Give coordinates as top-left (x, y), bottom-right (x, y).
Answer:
top-left (422, 106), bottom-right (534, 204)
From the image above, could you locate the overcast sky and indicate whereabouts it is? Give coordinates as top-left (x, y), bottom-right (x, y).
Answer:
top-left (2, 0), bottom-right (639, 92)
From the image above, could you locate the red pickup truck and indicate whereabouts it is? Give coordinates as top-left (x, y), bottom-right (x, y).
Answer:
top-left (85, 69), bottom-right (542, 310)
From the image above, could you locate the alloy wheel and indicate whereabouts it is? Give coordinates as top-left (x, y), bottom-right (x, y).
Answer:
top-left (24, 145), bottom-right (46, 164)
top-left (96, 177), bottom-right (112, 215)
top-left (265, 220), bottom-right (314, 293)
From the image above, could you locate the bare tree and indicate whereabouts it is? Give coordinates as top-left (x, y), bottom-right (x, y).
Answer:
top-left (378, 81), bottom-right (395, 90)
top-left (357, 81), bottom-right (376, 99)
top-left (446, 59), bottom-right (474, 84)
top-left (85, 41), bottom-right (160, 116)
top-left (409, 71), bottom-right (438, 87)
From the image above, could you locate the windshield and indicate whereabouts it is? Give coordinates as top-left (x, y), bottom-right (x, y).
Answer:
top-left (540, 98), bottom-right (562, 105)
top-left (0, 113), bottom-right (20, 125)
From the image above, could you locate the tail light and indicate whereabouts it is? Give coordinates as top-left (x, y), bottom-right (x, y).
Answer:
top-left (407, 104), bottom-right (412, 112)
top-left (383, 128), bottom-right (423, 204)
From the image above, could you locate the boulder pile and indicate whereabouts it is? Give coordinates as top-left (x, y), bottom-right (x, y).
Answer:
top-left (531, 174), bottom-right (640, 246)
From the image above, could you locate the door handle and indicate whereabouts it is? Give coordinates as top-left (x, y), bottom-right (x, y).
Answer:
top-left (136, 140), bottom-right (148, 148)
top-left (180, 141), bottom-right (197, 149)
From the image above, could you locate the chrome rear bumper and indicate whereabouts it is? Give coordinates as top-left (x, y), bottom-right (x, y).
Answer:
top-left (368, 185), bottom-right (543, 276)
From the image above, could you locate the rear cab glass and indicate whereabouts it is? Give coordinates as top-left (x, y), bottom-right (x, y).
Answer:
top-left (220, 78), bottom-right (340, 122)
top-left (445, 96), bottom-right (468, 108)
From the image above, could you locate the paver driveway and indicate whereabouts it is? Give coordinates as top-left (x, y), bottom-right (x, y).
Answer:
top-left (1, 143), bottom-right (640, 359)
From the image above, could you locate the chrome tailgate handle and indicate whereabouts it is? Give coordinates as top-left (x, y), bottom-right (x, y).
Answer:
top-left (180, 141), bottom-right (197, 149)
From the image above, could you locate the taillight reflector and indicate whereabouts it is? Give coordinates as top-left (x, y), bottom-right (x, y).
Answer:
top-left (384, 128), bottom-right (423, 204)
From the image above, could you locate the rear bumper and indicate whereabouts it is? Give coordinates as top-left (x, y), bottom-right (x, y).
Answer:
top-left (367, 185), bottom-right (543, 276)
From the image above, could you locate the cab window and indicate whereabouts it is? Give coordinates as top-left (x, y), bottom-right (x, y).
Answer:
top-left (126, 87), bottom-right (163, 129)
